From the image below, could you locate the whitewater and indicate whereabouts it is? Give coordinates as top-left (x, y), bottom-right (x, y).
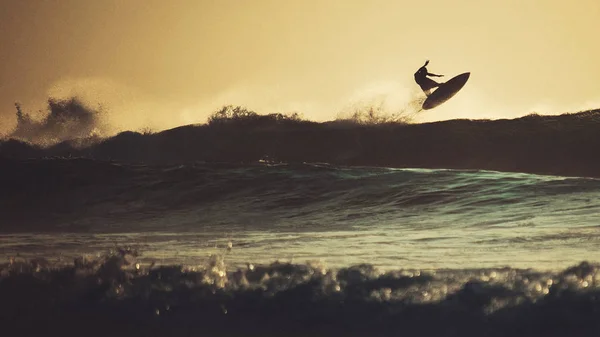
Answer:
top-left (1, 158), bottom-right (600, 336)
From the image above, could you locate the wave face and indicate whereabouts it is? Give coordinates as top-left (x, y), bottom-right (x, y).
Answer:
top-left (2, 158), bottom-right (600, 336)
top-left (2, 158), bottom-right (599, 269)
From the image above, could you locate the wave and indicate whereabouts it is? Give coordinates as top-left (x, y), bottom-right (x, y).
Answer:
top-left (10, 98), bottom-right (108, 145)
top-left (2, 105), bottom-right (600, 178)
top-left (4, 102), bottom-right (600, 336)
top-left (1, 158), bottom-right (599, 233)
top-left (1, 249), bottom-right (600, 337)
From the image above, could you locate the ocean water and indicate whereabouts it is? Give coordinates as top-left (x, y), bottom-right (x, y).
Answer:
top-left (1, 158), bottom-right (600, 336)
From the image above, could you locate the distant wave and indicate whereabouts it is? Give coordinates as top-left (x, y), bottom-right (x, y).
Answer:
top-left (4, 100), bottom-right (412, 146)
top-left (2, 104), bottom-right (600, 178)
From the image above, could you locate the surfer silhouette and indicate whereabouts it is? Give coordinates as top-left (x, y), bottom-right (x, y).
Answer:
top-left (414, 60), bottom-right (444, 96)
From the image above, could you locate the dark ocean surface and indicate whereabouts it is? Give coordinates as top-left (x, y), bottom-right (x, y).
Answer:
top-left (1, 158), bottom-right (600, 336)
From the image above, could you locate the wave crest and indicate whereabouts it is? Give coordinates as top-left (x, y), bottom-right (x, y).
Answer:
top-left (10, 98), bottom-right (107, 145)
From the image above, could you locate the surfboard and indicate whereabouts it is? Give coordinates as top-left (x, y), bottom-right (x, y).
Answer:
top-left (422, 72), bottom-right (470, 110)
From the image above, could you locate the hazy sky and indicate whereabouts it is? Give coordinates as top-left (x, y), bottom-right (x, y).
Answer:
top-left (1, 0), bottom-right (599, 133)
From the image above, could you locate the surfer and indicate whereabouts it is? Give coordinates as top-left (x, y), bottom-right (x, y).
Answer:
top-left (414, 60), bottom-right (444, 96)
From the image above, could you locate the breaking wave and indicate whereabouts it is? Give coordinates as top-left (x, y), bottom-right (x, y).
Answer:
top-left (10, 98), bottom-right (108, 145)
top-left (2, 249), bottom-right (600, 337)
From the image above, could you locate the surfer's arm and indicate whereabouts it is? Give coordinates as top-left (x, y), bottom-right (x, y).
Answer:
top-left (427, 72), bottom-right (444, 77)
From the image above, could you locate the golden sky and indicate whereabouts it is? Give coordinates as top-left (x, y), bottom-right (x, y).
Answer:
top-left (1, 0), bottom-right (599, 134)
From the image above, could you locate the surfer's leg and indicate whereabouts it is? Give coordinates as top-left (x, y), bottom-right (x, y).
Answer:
top-left (420, 78), bottom-right (439, 91)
